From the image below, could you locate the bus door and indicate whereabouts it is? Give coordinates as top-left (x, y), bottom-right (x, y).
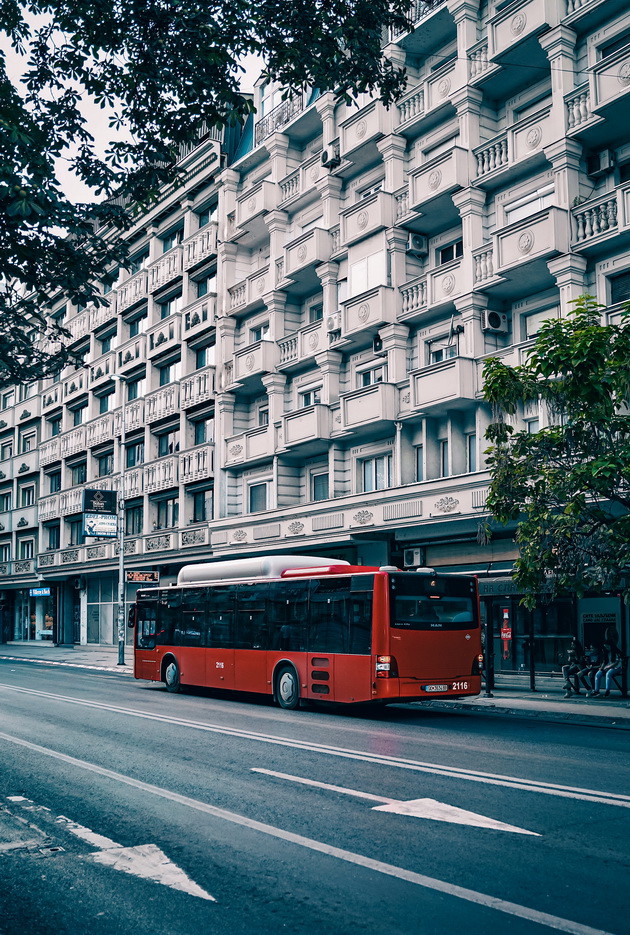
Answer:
top-left (205, 584), bottom-right (235, 690)
top-left (233, 583), bottom-right (269, 694)
top-left (267, 580), bottom-right (309, 697)
top-left (135, 599), bottom-right (160, 681)
top-left (175, 589), bottom-right (208, 686)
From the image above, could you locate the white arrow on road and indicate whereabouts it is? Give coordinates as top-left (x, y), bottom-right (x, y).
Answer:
top-left (57, 816), bottom-right (215, 900)
top-left (252, 769), bottom-right (539, 836)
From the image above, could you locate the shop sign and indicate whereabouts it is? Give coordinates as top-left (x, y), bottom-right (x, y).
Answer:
top-left (29, 587), bottom-right (51, 597)
top-left (126, 571), bottom-right (160, 583)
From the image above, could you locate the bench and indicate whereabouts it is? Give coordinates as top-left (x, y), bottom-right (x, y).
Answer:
top-left (610, 656), bottom-right (628, 696)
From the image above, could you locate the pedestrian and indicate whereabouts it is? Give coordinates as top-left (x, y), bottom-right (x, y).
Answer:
top-left (562, 638), bottom-right (585, 698)
top-left (577, 643), bottom-right (601, 694)
top-left (588, 628), bottom-right (623, 697)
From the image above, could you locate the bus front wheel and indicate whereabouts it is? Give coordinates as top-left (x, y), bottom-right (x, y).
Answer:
top-left (164, 658), bottom-right (181, 693)
top-left (276, 666), bottom-right (299, 710)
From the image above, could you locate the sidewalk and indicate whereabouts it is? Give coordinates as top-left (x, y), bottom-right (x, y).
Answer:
top-left (1, 642), bottom-right (629, 728)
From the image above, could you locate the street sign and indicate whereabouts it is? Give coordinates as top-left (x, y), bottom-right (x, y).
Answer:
top-left (126, 571), bottom-right (160, 583)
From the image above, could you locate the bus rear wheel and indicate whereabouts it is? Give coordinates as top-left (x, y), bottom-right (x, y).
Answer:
top-left (164, 658), bottom-right (181, 693)
top-left (276, 666), bottom-right (299, 710)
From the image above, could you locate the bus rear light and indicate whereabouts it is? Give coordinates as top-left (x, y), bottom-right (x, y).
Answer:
top-left (376, 655), bottom-right (398, 678)
top-left (472, 654), bottom-right (483, 675)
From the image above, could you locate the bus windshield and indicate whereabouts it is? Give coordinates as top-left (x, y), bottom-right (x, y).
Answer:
top-left (389, 573), bottom-right (476, 631)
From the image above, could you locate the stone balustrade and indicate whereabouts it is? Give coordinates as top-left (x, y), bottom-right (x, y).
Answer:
top-left (566, 85), bottom-right (592, 130)
top-left (473, 246), bottom-right (495, 283)
top-left (572, 194), bottom-right (619, 244)
top-left (475, 135), bottom-right (509, 177)
top-left (400, 278), bottom-right (427, 316)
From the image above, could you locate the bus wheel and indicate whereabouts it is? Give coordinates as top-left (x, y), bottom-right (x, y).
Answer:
top-left (164, 658), bottom-right (181, 693)
top-left (276, 666), bottom-right (299, 710)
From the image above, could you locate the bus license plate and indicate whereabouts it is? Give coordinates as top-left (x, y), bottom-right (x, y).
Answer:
top-left (424, 684), bottom-right (449, 692)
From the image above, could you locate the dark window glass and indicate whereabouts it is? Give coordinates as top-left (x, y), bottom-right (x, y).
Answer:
top-left (137, 602), bottom-right (157, 649)
top-left (157, 591), bottom-right (180, 645)
top-left (180, 588), bottom-right (206, 646)
top-left (611, 271), bottom-right (630, 305)
top-left (236, 583), bottom-right (269, 649)
top-left (308, 577), bottom-right (352, 653)
top-left (207, 585), bottom-right (235, 647)
top-left (389, 574), bottom-right (477, 631)
top-left (267, 580), bottom-right (308, 651)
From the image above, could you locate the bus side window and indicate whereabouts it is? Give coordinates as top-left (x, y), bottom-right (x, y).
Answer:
top-left (236, 583), bottom-right (268, 650)
top-left (348, 595), bottom-right (372, 654)
top-left (158, 591), bottom-right (180, 645)
top-left (181, 588), bottom-right (206, 646)
top-left (268, 581), bottom-right (308, 651)
top-left (308, 578), bottom-right (350, 653)
top-left (137, 604), bottom-right (157, 649)
top-left (207, 584), bottom-right (235, 648)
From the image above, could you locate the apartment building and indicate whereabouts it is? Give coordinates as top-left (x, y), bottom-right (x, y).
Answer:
top-left (1, 0), bottom-right (629, 674)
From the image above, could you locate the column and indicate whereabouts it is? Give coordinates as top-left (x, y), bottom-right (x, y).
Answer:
top-left (539, 25), bottom-right (578, 134)
top-left (547, 254), bottom-right (588, 317)
top-left (215, 392), bottom-right (235, 518)
top-left (376, 134), bottom-right (407, 193)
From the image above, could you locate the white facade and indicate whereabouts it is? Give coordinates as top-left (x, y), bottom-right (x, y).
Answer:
top-left (2, 0), bottom-right (630, 649)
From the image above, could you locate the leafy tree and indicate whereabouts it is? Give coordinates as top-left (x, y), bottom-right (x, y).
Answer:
top-left (482, 296), bottom-right (630, 608)
top-left (1, 0), bottom-right (414, 386)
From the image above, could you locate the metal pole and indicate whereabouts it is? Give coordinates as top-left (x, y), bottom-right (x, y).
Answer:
top-left (117, 390), bottom-right (126, 665)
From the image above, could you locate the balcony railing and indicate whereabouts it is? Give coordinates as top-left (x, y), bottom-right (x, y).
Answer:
top-left (180, 366), bottom-right (215, 408)
top-left (183, 223), bottom-right (218, 271)
top-left (565, 84), bottom-right (592, 131)
top-left (388, 0), bottom-right (447, 40)
top-left (180, 445), bottom-right (214, 484)
top-left (254, 93), bottom-right (304, 146)
top-left (572, 191), bottom-right (620, 246)
top-left (144, 456), bottom-right (178, 493)
top-left (145, 384), bottom-right (180, 423)
top-left (149, 245), bottom-right (183, 293)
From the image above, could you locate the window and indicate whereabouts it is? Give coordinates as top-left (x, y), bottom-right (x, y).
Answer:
top-left (467, 434), bottom-right (477, 473)
top-left (159, 364), bottom-right (172, 386)
top-left (48, 471), bottom-right (61, 493)
top-left (599, 30), bottom-right (630, 60)
top-left (311, 472), bottom-right (329, 502)
top-left (192, 490), bottom-right (212, 523)
top-left (71, 462), bottom-right (87, 485)
top-left (125, 505), bottom-right (144, 536)
top-left (358, 365), bottom-right (386, 387)
top-left (196, 273), bottom-right (216, 297)
top-left (0, 491), bottom-right (11, 511)
top-left (504, 184), bottom-right (554, 224)
top-left (158, 293), bottom-right (182, 320)
top-left (68, 519), bottom-right (84, 546)
top-left (349, 252), bottom-right (387, 296)
top-left (1, 390), bottom-right (14, 410)
top-left (102, 270), bottom-right (118, 294)
top-left (197, 204), bottom-right (216, 227)
top-left (526, 418), bottom-right (540, 434)
top-left (358, 181), bottom-right (383, 200)
top-left (126, 441), bottom-right (144, 467)
top-left (100, 334), bottom-right (114, 354)
top-left (260, 81), bottom-right (283, 116)
top-left (20, 430), bottom-right (36, 453)
top-left (524, 307), bottom-right (558, 340)
top-left (428, 340), bottom-right (457, 365)
top-left (18, 384), bottom-right (35, 402)
top-left (20, 485), bottom-right (35, 507)
top-left (361, 454), bottom-right (391, 492)
top-left (300, 387), bottom-right (321, 407)
top-left (337, 279), bottom-right (347, 306)
top-left (99, 391), bottom-right (114, 414)
top-left (129, 312), bottom-right (147, 337)
top-left (129, 250), bottom-right (149, 274)
top-left (73, 405), bottom-right (87, 426)
top-left (98, 453), bottom-right (114, 477)
top-left (610, 271), bottom-right (630, 306)
top-left (195, 344), bottom-right (215, 369)
top-left (161, 228), bottom-right (182, 253)
top-left (440, 439), bottom-right (449, 477)
top-left (438, 240), bottom-right (463, 265)
top-left (257, 405), bottom-right (269, 427)
top-left (47, 524), bottom-right (60, 550)
top-left (193, 418), bottom-right (214, 445)
top-left (158, 429), bottom-right (180, 457)
top-left (156, 497), bottom-right (179, 529)
top-left (49, 416), bottom-right (62, 437)
top-left (416, 445), bottom-right (424, 482)
top-left (1, 441), bottom-right (13, 460)
top-left (127, 377), bottom-right (145, 401)
top-left (0, 543), bottom-right (10, 561)
top-left (248, 482), bottom-right (267, 513)
top-left (250, 322), bottom-right (269, 343)
top-left (19, 539), bottom-right (34, 559)
top-left (308, 303), bottom-right (323, 323)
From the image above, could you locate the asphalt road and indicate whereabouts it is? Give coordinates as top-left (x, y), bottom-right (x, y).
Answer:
top-left (0, 659), bottom-right (628, 935)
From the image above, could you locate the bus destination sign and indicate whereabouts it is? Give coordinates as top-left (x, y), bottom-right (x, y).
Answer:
top-left (126, 571), bottom-right (160, 584)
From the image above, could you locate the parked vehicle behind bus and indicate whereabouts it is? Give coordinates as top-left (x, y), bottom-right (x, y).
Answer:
top-left (129, 555), bottom-right (482, 708)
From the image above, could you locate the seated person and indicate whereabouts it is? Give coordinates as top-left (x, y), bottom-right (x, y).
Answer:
top-left (562, 638), bottom-right (585, 697)
top-left (577, 644), bottom-right (601, 694)
top-left (588, 637), bottom-right (623, 697)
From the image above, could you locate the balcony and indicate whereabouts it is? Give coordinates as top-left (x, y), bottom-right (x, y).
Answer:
top-left (411, 357), bottom-right (477, 412)
top-left (341, 193), bottom-right (395, 247)
top-left (284, 228), bottom-right (332, 287)
top-left (117, 270), bottom-right (148, 312)
top-left (339, 100), bottom-right (395, 161)
top-left (113, 400), bottom-right (145, 434)
top-left (124, 467), bottom-right (144, 498)
top-left (183, 296), bottom-right (216, 338)
top-left (146, 315), bottom-right (182, 359)
top-left (427, 259), bottom-right (466, 309)
top-left (344, 286), bottom-right (397, 339)
top-left (571, 185), bottom-right (630, 252)
top-left (254, 92), bottom-right (304, 146)
top-left (232, 340), bottom-right (279, 386)
top-left (60, 425), bottom-right (86, 457)
top-left (227, 268), bottom-right (270, 314)
top-left (590, 48), bottom-right (630, 128)
top-left (225, 427), bottom-right (273, 467)
top-left (41, 383), bottom-right (62, 413)
top-left (409, 146), bottom-right (470, 230)
top-left (145, 384), bottom-right (180, 423)
top-left (277, 322), bottom-right (326, 371)
top-left (474, 108), bottom-right (553, 188)
top-left (180, 366), bottom-right (215, 409)
top-left (85, 414), bottom-right (113, 448)
top-left (144, 456), bottom-right (178, 493)
top-left (340, 384), bottom-right (397, 436)
top-left (149, 245), bottom-right (183, 294)
top-left (183, 223), bottom-right (218, 271)
top-left (489, 0), bottom-right (560, 61)
top-left (39, 437), bottom-right (61, 466)
top-left (9, 558), bottom-right (36, 577)
top-left (38, 494), bottom-right (60, 522)
top-left (282, 405), bottom-right (332, 450)
top-left (59, 487), bottom-right (83, 516)
top-left (63, 370), bottom-right (86, 403)
top-left (117, 335), bottom-right (146, 373)
top-left (278, 155), bottom-right (322, 209)
top-left (236, 180), bottom-right (278, 229)
top-left (493, 207), bottom-right (569, 275)
top-left (88, 352), bottom-right (115, 388)
top-left (399, 276), bottom-right (427, 323)
top-left (388, 0), bottom-right (454, 56)
top-left (180, 445), bottom-right (214, 484)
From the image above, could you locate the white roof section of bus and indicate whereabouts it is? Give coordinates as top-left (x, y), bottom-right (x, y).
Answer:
top-left (177, 555), bottom-right (350, 586)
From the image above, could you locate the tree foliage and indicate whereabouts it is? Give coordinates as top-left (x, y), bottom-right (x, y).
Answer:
top-left (482, 296), bottom-right (630, 608)
top-left (1, 0), bottom-right (414, 386)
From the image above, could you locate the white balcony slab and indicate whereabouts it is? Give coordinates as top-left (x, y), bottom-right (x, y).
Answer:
top-left (411, 357), bottom-right (477, 411)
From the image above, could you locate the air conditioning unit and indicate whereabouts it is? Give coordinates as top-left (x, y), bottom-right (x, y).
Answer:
top-left (403, 547), bottom-right (425, 568)
top-left (372, 333), bottom-right (386, 356)
top-left (321, 147), bottom-right (341, 170)
top-left (407, 233), bottom-right (429, 257)
top-left (587, 149), bottom-right (615, 178)
top-left (482, 310), bottom-right (509, 334)
top-left (326, 312), bottom-right (342, 332)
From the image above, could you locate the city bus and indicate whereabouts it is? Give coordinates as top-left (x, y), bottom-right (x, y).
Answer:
top-left (129, 555), bottom-right (482, 708)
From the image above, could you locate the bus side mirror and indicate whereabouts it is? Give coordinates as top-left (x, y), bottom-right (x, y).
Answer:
top-left (127, 608), bottom-right (136, 629)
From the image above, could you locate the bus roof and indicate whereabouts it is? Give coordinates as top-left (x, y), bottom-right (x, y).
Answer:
top-left (176, 554), bottom-right (350, 586)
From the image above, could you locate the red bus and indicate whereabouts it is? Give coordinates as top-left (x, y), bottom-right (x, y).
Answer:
top-left (130, 555), bottom-right (482, 708)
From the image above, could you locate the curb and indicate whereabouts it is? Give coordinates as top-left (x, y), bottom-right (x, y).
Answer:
top-left (413, 699), bottom-right (630, 730)
top-left (0, 655), bottom-right (133, 676)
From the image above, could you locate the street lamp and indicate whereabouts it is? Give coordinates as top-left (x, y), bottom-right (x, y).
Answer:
top-left (112, 374), bottom-right (127, 666)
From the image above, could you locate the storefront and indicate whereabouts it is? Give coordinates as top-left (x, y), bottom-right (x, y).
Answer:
top-left (0, 586), bottom-right (59, 643)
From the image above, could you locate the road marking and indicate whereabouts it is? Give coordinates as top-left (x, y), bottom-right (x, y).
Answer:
top-left (251, 768), bottom-right (539, 835)
top-left (2, 685), bottom-right (629, 808)
top-left (0, 732), bottom-right (615, 935)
